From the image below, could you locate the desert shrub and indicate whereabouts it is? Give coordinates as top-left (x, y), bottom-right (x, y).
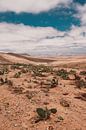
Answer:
top-left (35, 107), bottom-right (57, 123)
top-left (28, 64), bottom-right (53, 77)
top-left (3, 66), bottom-right (9, 74)
top-left (58, 116), bottom-right (64, 121)
top-left (49, 108), bottom-right (57, 114)
top-left (7, 80), bottom-right (13, 86)
top-left (11, 64), bottom-right (21, 70)
top-left (0, 70), bottom-right (4, 75)
top-left (33, 70), bottom-right (44, 77)
top-left (50, 78), bottom-right (58, 88)
top-left (74, 74), bottom-right (81, 80)
top-left (79, 71), bottom-right (86, 76)
top-left (56, 69), bottom-right (69, 80)
top-left (21, 68), bottom-right (28, 73)
top-left (44, 77), bottom-right (58, 89)
top-left (69, 70), bottom-right (76, 75)
top-left (75, 79), bottom-right (86, 88)
top-left (11, 63), bottom-right (28, 69)
top-left (36, 65), bottom-right (53, 73)
top-left (0, 66), bottom-right (9, 75)
top-left (0, 78), bottom-right (4, 85)
top-left (36, 108), bottom-right (50, 120)
top-left (0, 77), bottom-right (13, 86)
top-left (14, 72), bottom-right (21, 78)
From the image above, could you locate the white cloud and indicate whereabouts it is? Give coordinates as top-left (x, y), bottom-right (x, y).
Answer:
top-left (75, 4), bottom-right (86, 25)
top-left (0, 23), bottom-right (63, 42)
top-left (0, 23), bottom-right (86, 56)
top-left (0, 0), bottom-right (72, 13)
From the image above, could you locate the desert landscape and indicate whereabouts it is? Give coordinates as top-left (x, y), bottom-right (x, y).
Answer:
top-left (0, 0), bottom-right (86, 130)
top-left (0, 53), bottom-right (86, 130)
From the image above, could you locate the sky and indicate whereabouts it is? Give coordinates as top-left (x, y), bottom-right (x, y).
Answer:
top-left (0, 0), bottom-right (86, 56)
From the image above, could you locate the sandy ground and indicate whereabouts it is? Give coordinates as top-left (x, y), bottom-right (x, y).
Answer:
top-left (0, 53), bottom-right (86, 130)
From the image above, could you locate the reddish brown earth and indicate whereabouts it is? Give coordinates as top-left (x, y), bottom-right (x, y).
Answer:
top-left (0, 53), bottom-right (86, 130)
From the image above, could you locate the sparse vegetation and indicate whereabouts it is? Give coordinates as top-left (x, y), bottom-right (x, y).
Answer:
top-left (79, 71), bottom-right (86, 76)
top-left (75, 74), bottom-right (81, 80)
top-left (75, 79), bottom-right (86, 89)
top-left (0, 54), bottom-right (86, 130)
top-left (0, 66), bottom-right (9, 75)
top-left (56, 69), bottom-right (69, 80)
top-left (58, 116), bottom-right (64, 121)
top-left (35, 107), bottom-right (57, 123)
top-left (50, 77), bottom-right (58, 88)
top-left (69, 69), bottom-right (76, 75)
top-left (14, 71), bottom-right (21, 78)
top-left (0, 77), bottom-right (13, 86)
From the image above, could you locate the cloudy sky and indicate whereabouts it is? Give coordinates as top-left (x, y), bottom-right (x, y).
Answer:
top-left (0, 0), bottom-right (86, 56)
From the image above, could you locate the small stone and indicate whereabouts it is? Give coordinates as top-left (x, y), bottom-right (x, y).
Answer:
top-left (22, 123), bottom-right (28, 130)
top-left (60, 99), bottom-right (70, 107)
top-left (63, 92), bottom-right (69, 96)
top-left (14, 124), bottom-right (18, 127)
top-left (48, 126), bottom-right (54, 130)
top-left (43, 102), bottom-right (49, 105)
top-left (69, 74), bottom-right (75, 80)
top-left (58, 116), bottom-right (64, 121)
top-left (6, 111), bottom-right (11, 114)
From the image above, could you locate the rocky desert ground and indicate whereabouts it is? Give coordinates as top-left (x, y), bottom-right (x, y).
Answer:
top-left (0, 53), bottom-right (86, 130)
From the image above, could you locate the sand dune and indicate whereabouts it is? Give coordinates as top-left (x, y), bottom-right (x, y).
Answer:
top-left (0, 53), bottom-right (86, 67)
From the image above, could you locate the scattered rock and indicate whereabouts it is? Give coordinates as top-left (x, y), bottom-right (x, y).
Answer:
top-left (58, 116), bottom-right (64, 121)
top-left (69, 74), bottom-right (75, 80)
top-left (75, 93), bottom-right (86, 101)
top-left (63, 92), bottom-right (69, 96)
top-left (14, 124), bottom-right (18, 127)
top-left (47, 126), bottom-right (54, 130)
top-left (60, 99), bottom-right (70, 107)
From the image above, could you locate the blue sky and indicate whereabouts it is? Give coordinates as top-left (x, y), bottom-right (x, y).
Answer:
top-left (0, 0), bottom-right (85, 31)
top-left (0, 6), bottom-right (80, 31)
top-left (0, 0), bottom-right (86, 56)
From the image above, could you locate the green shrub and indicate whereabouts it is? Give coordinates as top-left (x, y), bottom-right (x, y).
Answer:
top-left (36, 65), bottom-right (53, 73)
top-left (49, 108), bottom-right (57, 114)
top-left (35, 107), bottom-right (57, 123)
top-left (56, 69), bottom-right (69, 80)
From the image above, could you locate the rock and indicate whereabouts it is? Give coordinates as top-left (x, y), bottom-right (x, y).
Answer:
top-left (60, 99), bottom-right (70, 107)
top-left (47, 126), bottom-right (54, 130)
top-left (14, 124), bottom-right (18, 127)
top-left (63, 92), bottom-right (69, 96)
top-left (22, 123), bottom-right (28, 130)
top-left (43, 102), bottom-right (49, 105)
